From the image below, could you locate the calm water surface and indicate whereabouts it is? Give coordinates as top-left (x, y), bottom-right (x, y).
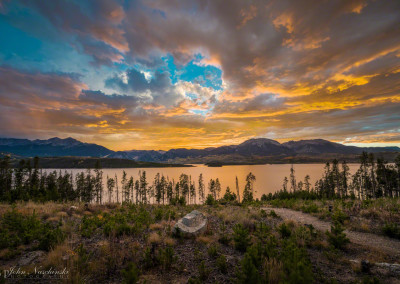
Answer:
top-left (48, 164), bottom-right (361, 201)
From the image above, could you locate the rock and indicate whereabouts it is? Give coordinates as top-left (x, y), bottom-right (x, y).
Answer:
top-left (173, 210), bottom-right (207, 237)
top-left (375, 262), bottom-right (400, 275)
top-left (18, 251), bottom-right (45, 266)
top-left (67, 205), bottom-right (78, 216)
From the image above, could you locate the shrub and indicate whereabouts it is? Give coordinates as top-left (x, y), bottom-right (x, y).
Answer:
top-left (207, 244), bottom-right (219, 258)
top-left (159, 246), bottom-right (176, 270)
top-left (223, 187), bottom-right (237, 202)
top-left (269, 210), bottom-right (279, 218)
top-left (235, 253), bottom-right (260, 284)
top-left (261, 194), bottom-right (268, 202)
top-left (198, 261), bottom-right (210, 281)
top-left (332, 210), bottom-right (349, 224)
top-left (218, 222), bottom-right (231, 245)
top-left (39, 223), bottom-right (64, 251)
top-left (122, 262), bottom-right (140, 284)
top-left (277, 223), bottom-right (292, 239)
top-left (216, 255), bottom-right (228, 274)
top-left (260, 209), bottom-right (267, 218)
top-left (154, 208), bottom-right (163, 221)
top-left (81, 215), bottom-right (103, 237)
top-left (188, 277), bottom-right (201, 284)
top-left (0, 209), bottom-right (64, 251)
top-left (178, 196), bottom-right (186, 206)
top-left (233, 224), bottom-right (251, 252)
top-left (205, 194), bottom-right (216, 205)
top-left (326, 221), bottom-right (350, 249)
top-left (165, 209), bottom-right (176, 220)
top-left (301, 203), bottom-right (319, 214)
top-left (281, 240), bottom-right (314, 283)
top-left (382, 222), bottom-right (400, 240)
top-left (143, 246), bottom-right (158, 268)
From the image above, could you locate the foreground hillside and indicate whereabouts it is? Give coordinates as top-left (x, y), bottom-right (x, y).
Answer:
top-left (0, 200), bottom-right (399, 283)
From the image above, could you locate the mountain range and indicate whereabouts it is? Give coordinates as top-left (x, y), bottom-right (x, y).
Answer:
top-left (1, 137), bottom-right (399, 165)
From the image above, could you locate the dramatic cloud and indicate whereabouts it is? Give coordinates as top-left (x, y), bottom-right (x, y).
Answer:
top-left (0, 0), bottom-right (399, 149)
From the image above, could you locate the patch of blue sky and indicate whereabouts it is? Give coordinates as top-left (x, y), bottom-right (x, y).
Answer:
top-left (186, 93), bottom-right (198, 100)
top-left (190, 109), bottom-right (209, 116)
top-left (0, 3), bottom-right (93, 77)
top-left (160, 54), bottom-right (223, 90)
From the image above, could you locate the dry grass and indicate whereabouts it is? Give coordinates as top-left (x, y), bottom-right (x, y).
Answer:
top-left (44, 241), bottom-right (73, 268)
top-left (46, 216), bottom-right (62, 223)
top-left (164, 237), bottom-right (176, 246)
top-left (0, 201), bottom-right (65, 216)
top-left (216, 206), bottom-right (255, 228)
top-left (196, 235), bottom-right (215, 245)
top-left (360, 208), bottom-right (380, 219)
top-left (149, 232), bottom-right (162, 245)
top-left (311, 239), bottom-right (328, 250)
top-left (284, 219), bottom-right (296, 229)
top-left (150, 223), bottom-right (164, 231)
top-left (263, 258), bottom-right (283, 284)
top-left (0, 248), bottom-right (12, 260)
top-left (350, 260), bottom-right (361, 273)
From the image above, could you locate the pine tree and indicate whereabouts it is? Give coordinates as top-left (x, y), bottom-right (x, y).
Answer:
top-left (94, 161), bottom-right (103, 204)
top-left (159, 175), bottom-right (165, 204)
top-left (236, 176), bottom-right (240, 203)
top-left (190, 179), bottom-right (196, 204)
top-left (215, 178), bottom-right (221, 199)
top-left (135, 180), bottom-right (140, 203)
top-left (208, 179), bottom-right (216, 200)
top-left (289, 165), bottom-right (296, 192)
top-left (243, 172), bottom-right (256, 203)
top-left (115, 174), bottom-right (119, 203)
top-left (341, 161), bottom-right (350, 197)
top-left (282, 176), bottom-right (288, 192)
top-left (121, 170), bottom-right (127, 203)
top-left (304, 175), bottom-right (311, 192)
top-left (179, 174), bottom-right (189, 203)
top-left (198, 173), bottom-right (205, 204)
top-left (154, 173), bottom-right (162, 204)
top-left (106, 175), bottom-right (115, 203)
top-left (140, 171), bottom-right (148, 203)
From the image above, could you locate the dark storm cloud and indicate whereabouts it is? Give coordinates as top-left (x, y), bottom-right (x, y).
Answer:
top-left (105, 68), bottom-right (185, 106)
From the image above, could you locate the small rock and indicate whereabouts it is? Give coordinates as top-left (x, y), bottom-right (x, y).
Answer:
top-left (173, 210), bottom-right (207, 237)
top-left (18, 251), bottom-right (45, 266)
top-left (67, 205), bottom-right (78, 216)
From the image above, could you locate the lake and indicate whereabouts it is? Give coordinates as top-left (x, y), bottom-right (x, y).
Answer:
top-left (49, 163), bottom-right (361, 202)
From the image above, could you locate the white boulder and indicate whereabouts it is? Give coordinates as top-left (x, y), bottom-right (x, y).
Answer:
top-left (173, 210), bottom-right (207, 237)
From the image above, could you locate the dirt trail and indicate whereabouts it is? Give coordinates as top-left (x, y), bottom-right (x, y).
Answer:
top-left (262, 207), bottom-right (400, 257)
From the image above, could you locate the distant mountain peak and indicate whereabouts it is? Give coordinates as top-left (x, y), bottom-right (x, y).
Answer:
top-left (0, 137), bottom-right (112, 157)
top-left (239, 138), bottom-right (281, 147)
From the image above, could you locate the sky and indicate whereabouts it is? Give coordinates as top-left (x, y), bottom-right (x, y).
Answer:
top-left (0, 0), bottom-right (399, 151)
